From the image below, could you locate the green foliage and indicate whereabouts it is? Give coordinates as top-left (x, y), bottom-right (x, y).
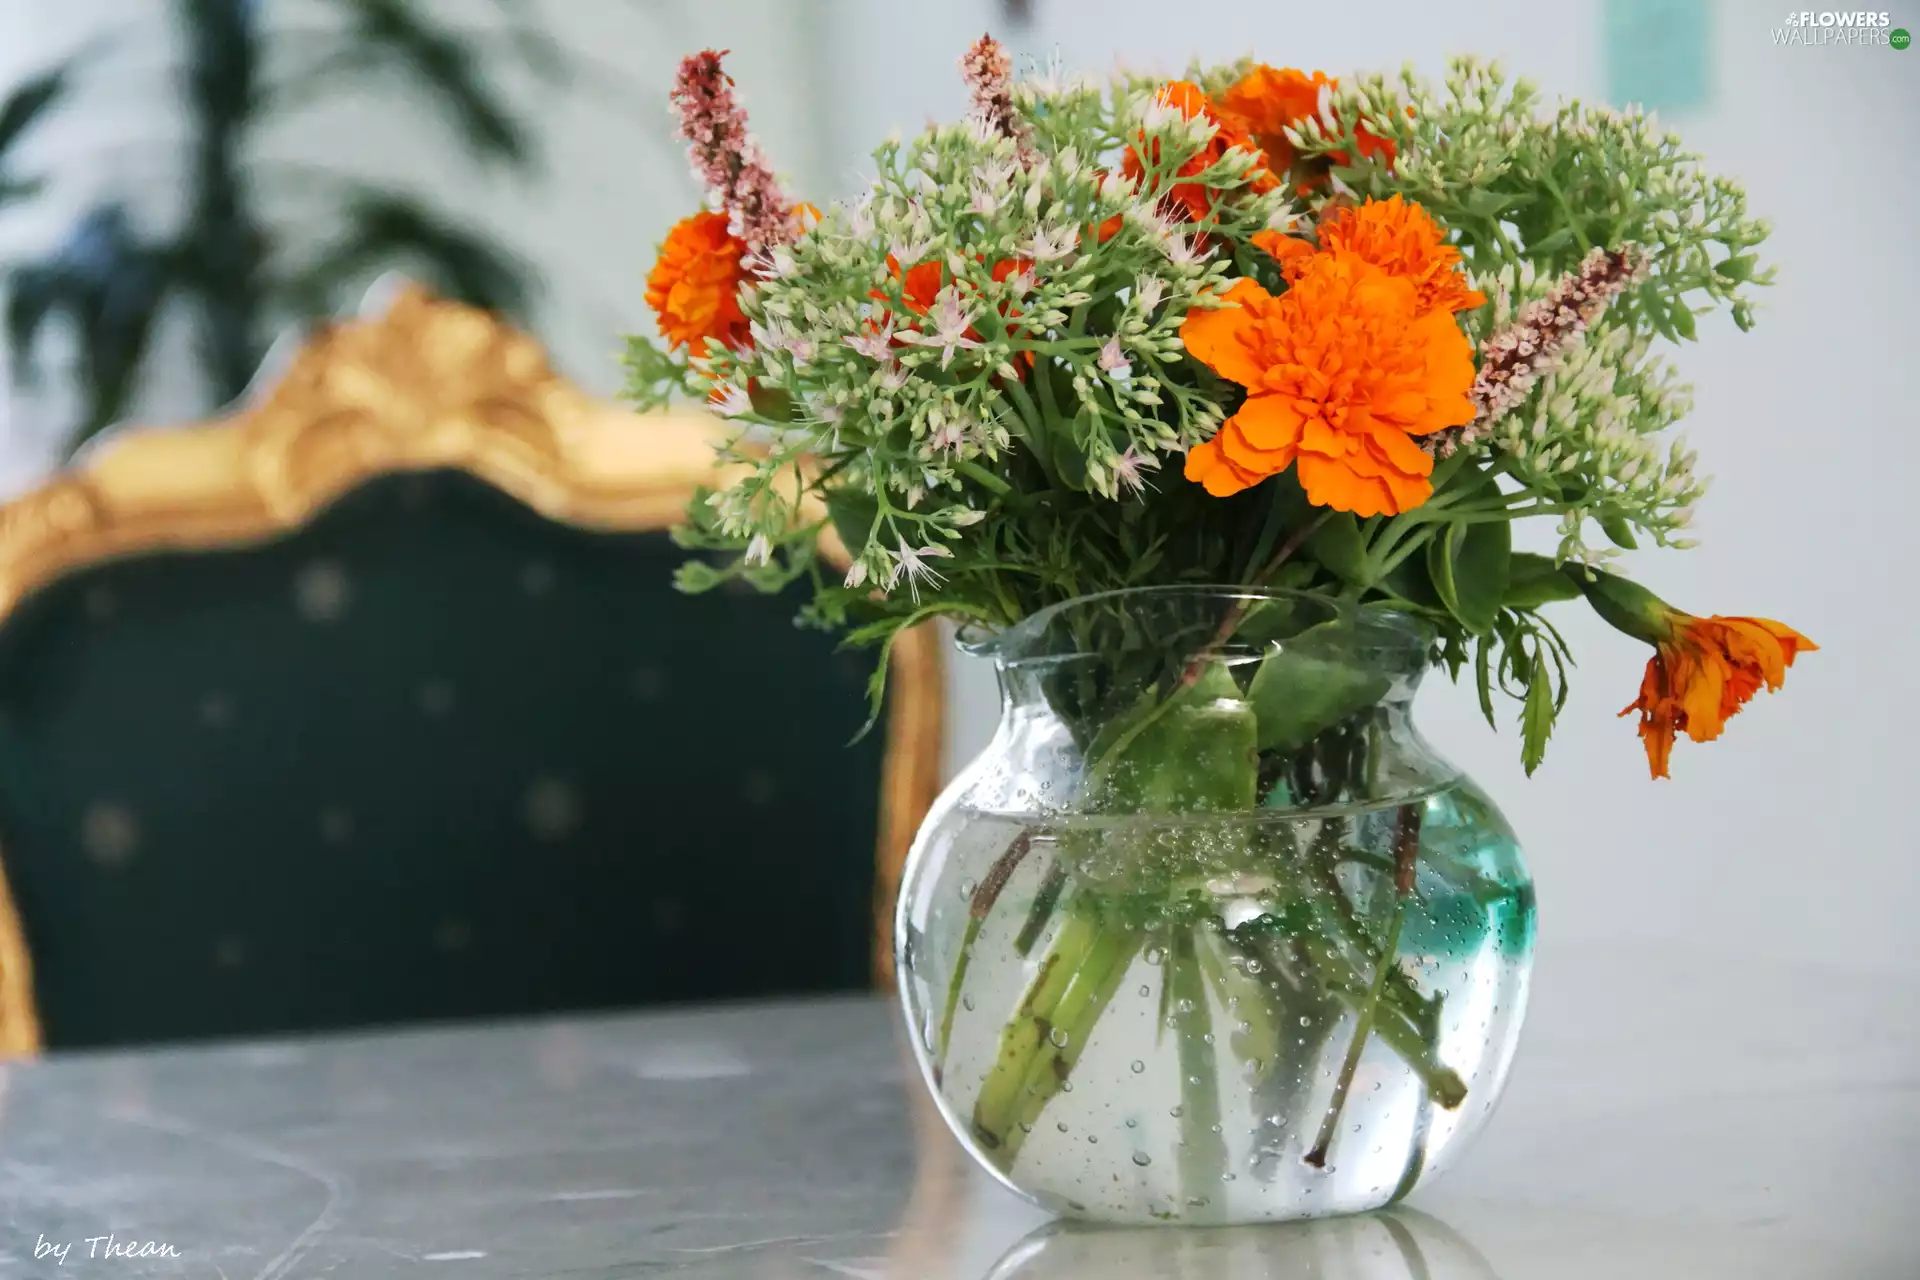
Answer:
top-left (2, 0), bottom-right (567, 455)
top-left (1427, 518), bottom-right (1510, 636)
top-left (1246, 646), bottom-right (1391, 754)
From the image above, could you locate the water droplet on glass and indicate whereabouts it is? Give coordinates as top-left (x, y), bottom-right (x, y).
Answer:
top-left (1131, 1152), bottom-right (1152, 1167)
top-left (1201, 1032), bottom-right (1214, 1045)
top-left (1245, 958), bottom-right (1263, 974)
top-left (1130, 1059), bottom-right (1146, 1074)
top-left (1057, 1121), bottom-right (1070, 1133)
top-left (1145, 946), bottom-right (1165, 966)
top-left (957, 879), bottom-right (976, 898)
top-left (1087, 1134), bottom-right (1099, 1144)
top-left (1126, 1117), bottom-right (1138, 1129)
top-left (1060, 1080), bottom-right (1073, 1093)
top-left (1049, 1027), bottom-right (1070, 1048)
top-left (1298, 1015), bottom-right (1313, 1027)
top-left (1169, 1105), bottom-right (1184, 1118)
top-left (1139, 984), bottom-right (1152, 997)
top-left (1176, 999), bottom-right (1195, 1014)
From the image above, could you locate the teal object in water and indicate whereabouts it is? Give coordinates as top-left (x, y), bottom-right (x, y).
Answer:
top-left (1605, 0), bottom-right (1713, 115)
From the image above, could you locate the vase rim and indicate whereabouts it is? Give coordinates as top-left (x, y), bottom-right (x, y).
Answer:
top-left (956, 583), bottom-right (1432, 668)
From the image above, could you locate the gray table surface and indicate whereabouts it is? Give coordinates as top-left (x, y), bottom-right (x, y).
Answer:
top-left (1, 943), bottom-right (1914, 1279)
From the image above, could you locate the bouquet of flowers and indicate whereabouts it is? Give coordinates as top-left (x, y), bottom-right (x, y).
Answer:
top-left (625, 38), bottom-right (1815, 1216)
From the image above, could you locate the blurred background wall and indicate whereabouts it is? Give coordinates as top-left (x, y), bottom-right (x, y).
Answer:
top-left (2, 1), bottom-right (1913, 974)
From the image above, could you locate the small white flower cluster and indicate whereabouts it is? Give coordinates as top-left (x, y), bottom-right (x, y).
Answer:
top-left (689, 71), bottom-right (1286, 597)
top-left (1493, 320), bottom-right (1707, 564)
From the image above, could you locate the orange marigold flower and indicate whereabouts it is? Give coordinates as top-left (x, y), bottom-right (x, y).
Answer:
top-left (1218, 64), bottom-right (1396, 186)
top-left (1179, 256), bottom-right (1476, 515)
top-left (1305, 195), bottom-right (1485, 315)
top-left (1251, 228), bottom-right (1314, 265)
top-left (645, 210), bottom-right (751, 356)
top-left (1122, 81), bottom-right (1278, 226)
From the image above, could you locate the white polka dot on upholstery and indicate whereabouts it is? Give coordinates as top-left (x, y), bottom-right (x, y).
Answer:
top-left (199, 693), bottom-right (233, 727)
top-left (520, 561), bottom-right (555, 596)
top-left (294, 559), bottom-right (351, 622)
top-left (629, 667), bottom-right (664, 701)
top-left (81, 802), bottom-right (140, 867)
top-left (416, 679), bottom-right (457, 717)
top-left (742, 773), bottom-right (779, 806)
top-left (319, 806), bottom-right (354, 844)
top-left (521, 776), bottom-right (583, 842)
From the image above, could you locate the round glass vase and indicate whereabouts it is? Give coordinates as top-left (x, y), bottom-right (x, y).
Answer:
top-left (895, 586), bottom-right (1536, 1225)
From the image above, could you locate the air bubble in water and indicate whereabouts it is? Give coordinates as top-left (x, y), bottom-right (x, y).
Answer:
top-left (1057, 1121), bottom-right (1070, 1133)
top-left (1130, 1059), bottom-right (1146, 1074)
top-left (1144, 946), bottom-right (1166, 966)
top-left (1131, 1152), bottom-right (1152, 1167)
top-left (1245, 957), bottom-right (1263, 974)
top-left (1049, 1027), bottom-right (1070, 1047)
top-left (1298, 1015), bottom-right (1312, 1026)
top-left (1176, 999), bottom-right (1195, 1014)
top-left (962, 995), bottom-right (975, 1011)
top-left (1169, 1105), bottom-right (1184, 1118)
top-left (1139, 984), bottom-right (1152, 997)
top-left (957, 879), bottom-right (976, 898)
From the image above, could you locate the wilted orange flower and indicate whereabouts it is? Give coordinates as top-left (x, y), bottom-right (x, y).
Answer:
top-left (645, 210), bottom-right (752, 356)
top-left (1584, 574), bottom-right (1818, 778)
top-left (1180, 255), bottom-right (1475, 515)
top-left (1218, 64), bottom-right (1396, 185)
top-left (1123, 81), bottom-right (1278, 225)
top-left (1304, 196), bottom-right (1485, 316)
top-left (1623, 614), bottom-right (1816, 779)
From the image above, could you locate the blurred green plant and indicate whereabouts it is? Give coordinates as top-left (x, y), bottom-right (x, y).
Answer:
top-left (3, 0), bottom-right (584, 456)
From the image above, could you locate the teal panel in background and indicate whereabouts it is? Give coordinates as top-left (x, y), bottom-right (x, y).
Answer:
top-left (1605, 0), bottom-right (1715, 115)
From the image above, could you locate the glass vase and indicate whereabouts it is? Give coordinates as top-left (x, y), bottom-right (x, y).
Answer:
top-left (895, 586), bottom-right (1535, 1225)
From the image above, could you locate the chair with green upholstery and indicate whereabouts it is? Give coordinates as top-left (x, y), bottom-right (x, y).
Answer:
top-left (0, 285), bottom-right (944, 1054)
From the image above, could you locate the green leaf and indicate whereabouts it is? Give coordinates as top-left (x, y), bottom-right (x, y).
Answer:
top-left (1714, 254), bottom-right (1758, 282)
top-left (824, 488), bottom-right (878, 559)
top-left (1426, 518), bottom-right (1510, 635)
top-left (1473, 637), bottom-right (1497, 731)
top-left (1382, 544), bottom-right (1442, 608)
top-left (1246, 645), bottom-right (1391, 754)
top-left (1503, 552), bottom-right (1582, 608)
top-left (1086, 663), bottom-right (1259, 813)
top-left (1599, 512), bottom-right (1640, 550)
top-left (673, 560), bottom-right (725, 594)
top-left (1669, 303), bottom-right (1698, 341)
top-left (1304, 512), bottom-right (1370, 586)
top-left (1520, 653), bottom-right (1556, 776)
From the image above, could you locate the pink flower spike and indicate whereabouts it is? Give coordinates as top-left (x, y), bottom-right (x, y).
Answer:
top-left (670, 50), bottom-right (801, 253)
top-left (959, 34), bottom-right (1035, 160)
